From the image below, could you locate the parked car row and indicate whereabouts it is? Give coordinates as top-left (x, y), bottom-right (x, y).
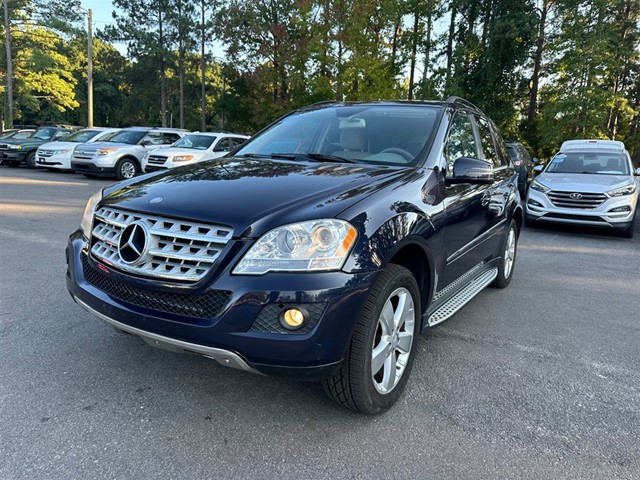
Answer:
top-left (0, 125), bottom-right (249, 180)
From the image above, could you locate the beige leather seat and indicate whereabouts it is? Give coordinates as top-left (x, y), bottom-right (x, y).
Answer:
top-left (332, 129), bottom-right (371, 159)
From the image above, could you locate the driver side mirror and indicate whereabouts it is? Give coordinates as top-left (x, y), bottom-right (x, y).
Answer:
top-left (140, 140), bottom-right (152, 146)
top-left (533, 164), bottom-right (544, 173)
top-left (635, 167), bottom-right (640, 176)
top-left (447, 157), bottom-right (493, 185)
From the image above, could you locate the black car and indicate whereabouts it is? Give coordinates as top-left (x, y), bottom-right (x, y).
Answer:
top-left (66, 98), bottom-right (523, 414)
top-left (505, 141), bottom-right (536, 197)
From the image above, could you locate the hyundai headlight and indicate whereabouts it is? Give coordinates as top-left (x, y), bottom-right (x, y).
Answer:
top-left (233, 219), bottom-right (358, 275)
top-left (54, 148), bottom-right (71, 155)
top-left (530, 180), bottom-right (550, 193)
top-left (173, 155), bottom-right (195, 163)
top-left (606, 183), bottom-right (636, 197)
top-left (80, 190), bottom-right (103, 238)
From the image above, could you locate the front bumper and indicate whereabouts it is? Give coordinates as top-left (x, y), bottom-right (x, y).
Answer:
top-left (71, 161), bottom-right (117, 176)
top-left (66, 230), bottom-right (376, 380)
top-left (2, 150), bottom-right (27, 162)
top-left (36, 152), bottom-right (72, 169)
top-left (525, 189), bottom-right (637, 230)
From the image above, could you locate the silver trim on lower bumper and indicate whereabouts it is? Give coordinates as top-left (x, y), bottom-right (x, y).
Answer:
top-left (73, 296), bottom-right (263, 375)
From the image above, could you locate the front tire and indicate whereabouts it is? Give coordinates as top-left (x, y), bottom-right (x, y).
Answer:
top-left (492, 219), bottom-right (518, 288)
top-left (25, 151), bottom-right (36, 168)
top-left (115, 158), bottom-right (138, 180)
top-left (322, 264), bottom-right (420, 414)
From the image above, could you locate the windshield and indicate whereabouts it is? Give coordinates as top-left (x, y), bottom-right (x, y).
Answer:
top-left (107, 130), bottom-right (147, 145)
top-left (33, 128), bottom-right (56, 141)
top-left (235, 105), bottom-right (439, 166)
top-left (65, 129), bottom-right (102, 143)
top-left (545, 151), bottom-right (630, 176)
top-left (172, 134), bottom-right (216, 150)
top-left (12, 131), bottom-right (34, 139)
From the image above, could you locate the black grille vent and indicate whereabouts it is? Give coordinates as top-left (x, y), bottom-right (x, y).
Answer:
top-left (82, 254), bottom-right (231, 320)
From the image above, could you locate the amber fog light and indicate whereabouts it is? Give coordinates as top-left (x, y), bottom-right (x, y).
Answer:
top-left (280, 307), bottom-right (308, 330)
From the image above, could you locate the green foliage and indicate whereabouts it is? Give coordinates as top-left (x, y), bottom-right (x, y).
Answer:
top-left (0, 0), bottom-right (637, 159)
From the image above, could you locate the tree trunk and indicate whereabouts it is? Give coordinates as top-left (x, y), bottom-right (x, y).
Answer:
top-left (527, 1), bottom-right (549, 124)
top-left (178, 0), bottom-right (185, 129)
top-left (408, 10), bottom-right (420, 100)
top-left (422, 2), bottom-right (433, 84)
top-left (159, 8), bottom-right (167, 127)
top-left (3, 0), bottom-right (13, 128)
top-left (200, 0), bottom-right (206, 131)
top-left (445, 1), bottom-right (458, 89)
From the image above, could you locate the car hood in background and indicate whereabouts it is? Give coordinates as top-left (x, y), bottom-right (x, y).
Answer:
top-left (536, 173), bottom-right (633, 193)
top-left (75, 142), bottom-right (132, 154)
top-left (149, 147), bottom-right (209, 160)
top-left (101, 157), bottom-right (413, 237)
top-left (37, 141), bottom-right (78, 151)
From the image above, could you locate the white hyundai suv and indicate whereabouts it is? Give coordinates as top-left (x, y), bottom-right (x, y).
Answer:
top-left (141, 132), bottom-right (249, 173)
top-left (525, 139), bottom-right (639, 238)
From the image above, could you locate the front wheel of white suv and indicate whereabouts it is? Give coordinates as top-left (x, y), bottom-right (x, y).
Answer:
top-left (116, 158), bottom-right (138, 180)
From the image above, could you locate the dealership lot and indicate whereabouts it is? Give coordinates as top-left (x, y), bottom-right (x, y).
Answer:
top-left (1, 168), bottom-right (639, 479)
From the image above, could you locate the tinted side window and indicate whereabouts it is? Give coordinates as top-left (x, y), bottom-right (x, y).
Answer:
top-left (476, 117), bottom-right (503, 168)
top-left (142, 132), bottom-right (165, 145)
top-left (444, 113), bottom-right (477, 173)
top-left (163, 133), bottom-right (181, 144)
top-left (231, 137), bottom-right (247, 147)
top-left (214, 138), bottom-right (233, 151)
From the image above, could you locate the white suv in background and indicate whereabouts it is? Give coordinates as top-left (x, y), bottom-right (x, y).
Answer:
top-left (525, 139), bottom-right (639, 238)
top-left (71, 127), bottom-right (188, 180)
top-left (35, 128), bottom-right (118, 171)
top-left (141, 132), bottom-right (249, 173)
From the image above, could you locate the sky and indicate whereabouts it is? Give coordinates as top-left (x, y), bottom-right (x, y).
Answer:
top-left (76, 0), bottom-right (224, 59)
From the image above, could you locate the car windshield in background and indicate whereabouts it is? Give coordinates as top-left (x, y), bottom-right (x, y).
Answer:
top-left (11, 131), bottom-right (34, 139)
top-left (65, 130), bottom-right (102, 143)
top-left (107, 130), bottom-right (147, 145)
top-left (234, 105), bottom-right (439, 166)
top-left (172, 135), bottom-right (216, 150)
top-left (546, 151), bottom-right (630, 176)
top-left (33, 128), bottom-right (56, 140)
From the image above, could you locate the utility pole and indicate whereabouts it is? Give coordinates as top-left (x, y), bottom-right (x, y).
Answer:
top-left (76, 3), bottom-right (93, 127)
top-left (3, 0), bottom-right (13, 129)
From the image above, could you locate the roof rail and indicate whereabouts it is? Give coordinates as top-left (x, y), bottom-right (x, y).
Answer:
top-left (444, 96), bottom-right (478, 110)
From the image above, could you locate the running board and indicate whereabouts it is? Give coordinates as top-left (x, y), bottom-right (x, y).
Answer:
top-left (427, 268), bottom-right (498, 327)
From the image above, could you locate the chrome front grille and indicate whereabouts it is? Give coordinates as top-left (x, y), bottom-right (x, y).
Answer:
top-left (38, 149), bottom-right (54, 158)
top-left (90, 206), bottom-right (234, 282)
top-left (148, 155), bottom-right (168, 165)
top-left (0, 144), bottom-right (8, 150)
top-left (547, 191), bottom-right (607, 209)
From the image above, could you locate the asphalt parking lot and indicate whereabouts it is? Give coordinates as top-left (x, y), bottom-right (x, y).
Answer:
top-left (1, 167), bottom-right (639, 480)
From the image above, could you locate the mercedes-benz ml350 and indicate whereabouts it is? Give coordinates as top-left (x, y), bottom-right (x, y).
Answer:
top-left (66, 98), bottom-right (522, 414)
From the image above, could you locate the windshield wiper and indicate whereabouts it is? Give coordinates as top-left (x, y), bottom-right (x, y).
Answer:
top-left (302, 153), bottom-right (359, 164)
top-left (241, 152), bottom-right (359, 164)
top-left (240, 153), bottom-right (292, 160)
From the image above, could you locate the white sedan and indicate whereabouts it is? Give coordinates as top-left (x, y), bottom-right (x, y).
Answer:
top-left (141, 132), bottom-right (249, 173)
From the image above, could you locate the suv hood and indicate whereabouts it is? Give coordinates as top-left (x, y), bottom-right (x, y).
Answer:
top-left (76, 142), bottom-right (132, 154)
top-left (101, 157), bottom-right (412, 237)
top-left (150, 147), bottom-right (208, 159)
top-left (38, 141), bottom-right (78, 151)
top-left (536, 172), bottom-right (632, 193)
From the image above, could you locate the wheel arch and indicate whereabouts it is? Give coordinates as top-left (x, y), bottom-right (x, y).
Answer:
top-left (385, 238), bottom-right (434, 322)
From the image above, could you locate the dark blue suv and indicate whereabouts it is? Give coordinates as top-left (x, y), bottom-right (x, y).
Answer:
top-left (66, 98), bottom-right (522, 414)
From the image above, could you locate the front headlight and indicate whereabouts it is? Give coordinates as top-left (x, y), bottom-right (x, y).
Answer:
top-left (233, 219), bottom-right (358, 275)
top-left (54, 148), bottom-right (71, 155)
top-left (96, 147), bottom-right (118, 156)
top-left (173, 155), bottom-right (195, 163)
top-left (530, 180), bottom-right (550, 193)
top-left (12, 145), bottom-right (23, 150)
top-left (80, 190), bottom-right (103, 238)
top-left (606, 183), bottom-right (636, 197)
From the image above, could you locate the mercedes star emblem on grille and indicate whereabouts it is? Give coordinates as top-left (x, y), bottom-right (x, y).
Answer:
top-left (118, 221), bottom-right (149, 264)
top-left (569, 193), bottom-right (583, 199)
